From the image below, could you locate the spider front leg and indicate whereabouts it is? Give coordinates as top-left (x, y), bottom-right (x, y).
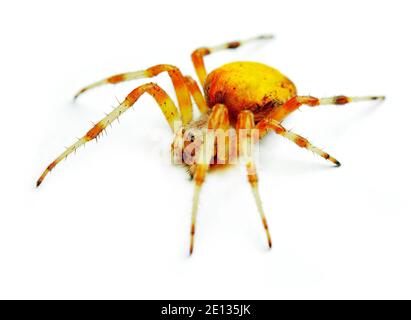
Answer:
top-left (236, 110), bottom-right (272, 249)
top-left (74, 64), bottom-right (207, 124)
top-left (36, 83), bottom-right (180, 187)
top-left (257, 117), bottom-right (341, 167)
top-left (190, 104), bottom-right (230, 255)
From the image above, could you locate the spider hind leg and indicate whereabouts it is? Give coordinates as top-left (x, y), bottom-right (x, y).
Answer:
top-left (257, 117), bottom-right (341, 167)
top-left (270, 95), bottom-right (386, 120)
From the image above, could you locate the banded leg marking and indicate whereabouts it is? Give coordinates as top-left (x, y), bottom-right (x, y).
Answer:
top-left (191, 34), bottom-right (274, 85)
top-left (190, 104), bottom-right (230, 255)
top-left (279, 95), bottom-right (386, 116)
top-left (236, 110), bottom-right (272, 249)
top-left (36, 83), bottom-right (180, 187)
top-left (184, 75), bottom-right (208, 113)
top-left (257, 118), bottom-right (341, 167)
top-left (74, 64), bottom-right (195, 124)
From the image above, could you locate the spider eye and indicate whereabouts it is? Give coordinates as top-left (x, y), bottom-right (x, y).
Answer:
top-left (188, 133), bottom-right (195, 142)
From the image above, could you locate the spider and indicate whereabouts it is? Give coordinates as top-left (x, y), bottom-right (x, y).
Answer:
top-left (36, 35), bottom-right (385, 255)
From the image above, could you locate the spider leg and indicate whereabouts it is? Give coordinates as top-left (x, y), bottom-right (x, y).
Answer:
top-left (191, 34), bottom-right (274, 86)
top-left (184, 75), bottom-right (208, 113)
top-left (190, 104), bottom-right (230, 255)
top-left (256, 117), bottom-right (341, 167)
top-left (36, 83), bottom-right (180, 187)
top-left (268, 95), bottom-right (386, 120)
top-left (236, 110), bottom-right (272, 249)
top-left (74, 64), bottom-right (206, 124)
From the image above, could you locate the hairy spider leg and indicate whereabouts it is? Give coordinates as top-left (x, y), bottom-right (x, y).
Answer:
top-left (191, 34), bottom-right (274, 86)
top-left (256, 94), bottom-right (385, 166)
top-left (236, 110), bottom-right (272, 249)
top-left (74, 64), bottom-right (201, 124)
top-left (36, 83), bottom-right (180, 187)
top-left (190, 104), bottom-right (230, 255)
top-left (257, 117), bottom-right (341, 167)
top-left (184, 75), bottom-right (208, 113)
top-left (267, 95), bottom-right (386, 120)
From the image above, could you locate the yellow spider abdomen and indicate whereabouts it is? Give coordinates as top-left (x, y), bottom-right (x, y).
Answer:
top-left (204, 61), bottom-right (297, 122)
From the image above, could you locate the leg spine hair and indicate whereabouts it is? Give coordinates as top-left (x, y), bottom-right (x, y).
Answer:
top-left (37, 83), bottom-right (181, 187)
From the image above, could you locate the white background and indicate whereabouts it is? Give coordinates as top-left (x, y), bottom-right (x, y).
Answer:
top-left (0, 0), bottom-right (410, 299)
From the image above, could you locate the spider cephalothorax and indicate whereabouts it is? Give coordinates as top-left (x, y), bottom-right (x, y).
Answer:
top-left (37, 35), bottom-right (385, 255)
